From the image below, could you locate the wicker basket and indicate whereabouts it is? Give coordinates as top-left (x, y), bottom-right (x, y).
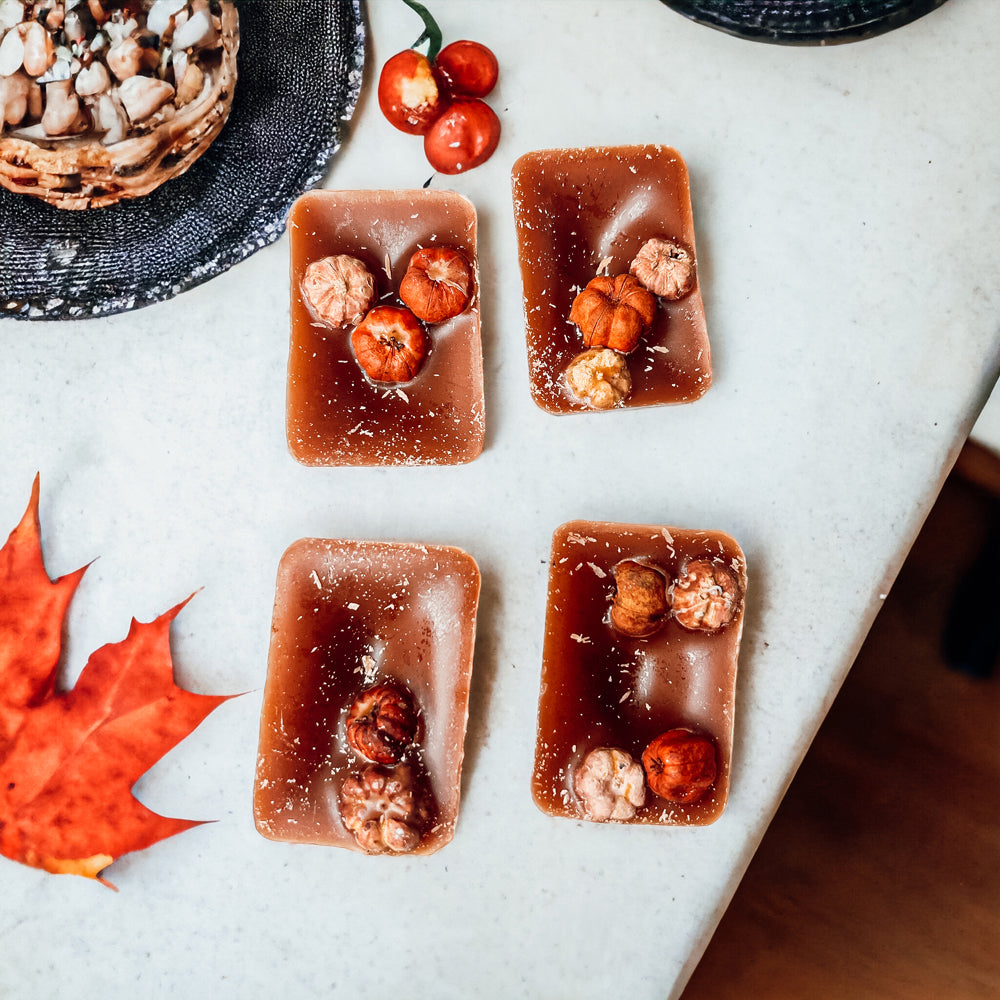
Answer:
top-left (0, 2), bottom-right (239, 210)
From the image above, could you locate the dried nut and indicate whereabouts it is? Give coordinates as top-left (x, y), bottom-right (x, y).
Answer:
top-left (175, 60), bottom-right (204, 107)
top-left (344, 683), bottom-right (418, 764)
top-left (569, 273), bottom-right (657, 354)
top-left (172, 8), bottom-right (215, 50)
top-left (74, 61), bottom-right (110, 98)
top-left (351, 305), bottom-right (429, 383)
top-left (671, 559), bottom-right (740, 632)
top-left (610, 560), bottom-right (669, 637)
top-left (0, 70), bottom-right (30, 130)
top-left (0, 2), bottom-right (25, 34)
top-left (630, 238), bottom-right (697, 300)
top-left (23, 20), bottom-right (53, 77)
top-left (301, 254), bottom-right (376, 328)
top-left (95, 92), bottom-right (126, 144)
top-left (41, 79), bottom-right (80, 136)
top-left (147, 0), bottom-right (187, 39)
top-left (106, 36), bottom-right (142, 81)
top-left (117, 74), bottom-right (174, 121)
top-left (398, 246), bottom-right (473, 323)
top-left (574, 747), bottom-right (646, 821)
top-left (642, 729), bottom-right (717, 804)
top-left (565, 347), bottom-right (631, 410)
top-left (0, 26), bottom-right (24, 78)
top-left (339, 764), bottom-right (429, 854)
top-left (0, 19), bottom-right (52, 78)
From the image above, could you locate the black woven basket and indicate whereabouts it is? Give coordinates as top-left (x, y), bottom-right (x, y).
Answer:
top-left (0, 0), bottom-right (366, 320)
top-left (660, 0), bottom-right (950, 44)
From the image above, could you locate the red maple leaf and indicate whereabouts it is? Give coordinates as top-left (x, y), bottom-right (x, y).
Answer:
top-left (0, 478), bottom-right (232, 888)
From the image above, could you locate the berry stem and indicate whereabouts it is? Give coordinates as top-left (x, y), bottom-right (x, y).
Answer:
top-left (402, 0), bottom-right (443, 62)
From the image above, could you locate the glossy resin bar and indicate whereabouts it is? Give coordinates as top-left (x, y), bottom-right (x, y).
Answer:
top-left (254, 538), bottom-right (480, 855)
top-left (533, 520), bottom-right (746, 826)
top-left (512, 145), bottom-right (711, 414)
top-left (287, 189), bottom-right (485, 465)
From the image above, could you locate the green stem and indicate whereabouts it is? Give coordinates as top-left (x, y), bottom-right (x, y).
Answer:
top-left (402, 0), bottom-right (443, 62)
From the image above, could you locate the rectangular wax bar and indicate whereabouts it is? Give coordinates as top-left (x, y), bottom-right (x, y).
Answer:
top-left (254, 538), bottom-right (480, 855)
top-left (533, 521), bottom-right (746, 826)
top-left (287, 189), bottom-right (485, 465)
top-left (512, 145), bottom-right (711, 414)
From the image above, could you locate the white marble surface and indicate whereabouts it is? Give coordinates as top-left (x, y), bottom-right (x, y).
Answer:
top-left (2, 1), bottom-right (999, 998)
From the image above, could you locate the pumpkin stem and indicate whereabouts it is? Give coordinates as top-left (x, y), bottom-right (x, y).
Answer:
top-left (402, 0), bottom-right (443, 62)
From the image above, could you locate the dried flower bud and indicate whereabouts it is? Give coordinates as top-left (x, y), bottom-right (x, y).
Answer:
top-left (565, 347), bottom-right (631, 410)
top-left (574, 747), bottom-right (646, 821)
top-left (630, 238), bottom-right (696, 300)
top-left (301, 254), bottom-right (376, 329)
top-left (671, 559), bottom-right (740, 632)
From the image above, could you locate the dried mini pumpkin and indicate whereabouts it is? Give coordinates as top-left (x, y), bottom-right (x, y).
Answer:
top-left (345, 683), bottom-right (418, 764)
top-left (399, 246), bottom-right (473, 323)
top-left (642, 729), bottom-right (718, 804)
top-left (351, 305), bottom-right (429, 383)
top-left (568, 273), bottom-right (657, 354)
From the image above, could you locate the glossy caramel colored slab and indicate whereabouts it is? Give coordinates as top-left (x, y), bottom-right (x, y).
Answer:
top-left (533, 520), bottom-right (746, 825)
top-left (512, 145), bottom-right (711, 414)
top-left (254, 538), bottom-right (480, 854)
top-left (287, 189), bottom-right (485, 465)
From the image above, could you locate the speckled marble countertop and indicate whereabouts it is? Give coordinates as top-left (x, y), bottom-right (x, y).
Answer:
top-left (1, 2), bottom-right (998, 998)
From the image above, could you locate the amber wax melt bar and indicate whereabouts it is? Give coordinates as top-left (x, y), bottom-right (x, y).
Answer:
top-left (511, 145), bottom-right (711, 414)
top-left (533, 521), bottom-right (746, 826)
top-left (287, 189), bottom-right (485, 465)
top-left (254, 538), bottom-right (480, 855)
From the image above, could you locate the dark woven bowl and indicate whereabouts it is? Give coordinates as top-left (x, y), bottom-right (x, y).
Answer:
top-left (660, 0), bottom-right (950, 44)
top-left (0, 0), bottom-right (366, 320)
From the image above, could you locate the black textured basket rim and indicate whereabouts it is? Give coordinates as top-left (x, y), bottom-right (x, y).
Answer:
top-left (660, 0), bottom-right (950, 44)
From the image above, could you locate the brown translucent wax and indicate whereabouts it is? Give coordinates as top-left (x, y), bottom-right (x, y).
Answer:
top-left (287, 189), bottom-right (485, 465)
top-left (511, 145), bottom-right (711, 414)
top-left (254, 538), bottom-right (480, 854)
top-left (533, 521), bottom-right (746, 826)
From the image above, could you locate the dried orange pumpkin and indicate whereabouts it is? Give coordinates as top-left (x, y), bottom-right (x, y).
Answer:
top-left (569, 273), bottom-right (657, 354)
